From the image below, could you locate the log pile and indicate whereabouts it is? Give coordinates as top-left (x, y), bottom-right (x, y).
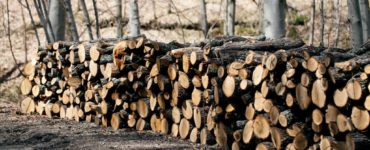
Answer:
top-left (20, 35), bottom-right (370, 149)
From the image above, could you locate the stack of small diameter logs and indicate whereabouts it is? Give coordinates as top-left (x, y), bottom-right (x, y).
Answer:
top-left (20, 35), bottom-right (370, 150)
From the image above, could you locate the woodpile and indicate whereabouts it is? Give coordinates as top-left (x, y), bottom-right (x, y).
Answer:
top-left (20, 35), bottom-right (370, 149)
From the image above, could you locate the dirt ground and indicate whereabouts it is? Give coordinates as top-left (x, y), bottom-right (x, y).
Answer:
top-left (0, 102), bottom-right (199, 150)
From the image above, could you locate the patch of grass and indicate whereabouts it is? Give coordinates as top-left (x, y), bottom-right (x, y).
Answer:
top-left (235, 26), bottom-right (258, 35)
top-left (0, 86), bottom-right (22, 103)
top-left (287, 26), bottom-right (300, 39)
top-left (293, 15), bottom-right (309, 26)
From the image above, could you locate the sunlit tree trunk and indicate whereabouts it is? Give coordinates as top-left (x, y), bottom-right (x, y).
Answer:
top-left (129, 0), bottom-right (140, 36)
top-left (263, 0), bottom-right (286, 39)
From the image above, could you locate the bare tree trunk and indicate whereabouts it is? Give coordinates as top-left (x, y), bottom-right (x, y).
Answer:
top-left (226, 0), bottom-right (235, 36)
top-left (152, 0), bottom-right (157, 20)
top-left (115, 0), bottom-right (123, 38)
top-left (309, 0), bottom-right (315, 46)
top-left (64, 0), bottom-right (79, 42)
top-left (199, 0), bottom-right (208, 38)
top-left (263, 0), bottom-right (286, 39)
top-left (347, 0), bottom-right (363, 48)
top-left (319, 0), bottom-right (324, 47)
top-left (359, 0), bottom-right (370, 42)
top-left (129, 0), bottom-right (140, 36)
top-left (92, 0), bottom-right (101, 38)
top-left (33, 0), bottom-right (51, 43)
top-left (334, 0), bottom-right (340, 47)
top-left (48, 0), bottom-right (65, 41)
top-left (40, 0), bottom-right (55, 42)
top-left (80, 0), bottom-right (94, 40)
top-left (257, 0), bottom-right (264, 34)
top-left (20, 3), bottom-right (28, 62)
top-left (24, 0), bottom-right (40, 45)
top-left (223, 0), bottom-right (228, 35)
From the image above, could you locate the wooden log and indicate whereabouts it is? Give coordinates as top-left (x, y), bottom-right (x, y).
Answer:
top-left (365, 95), bottom-right (370, 111)
top-left (337, 113), bottom-right (354, 132)
top-left (351, 106), bottom-right (369, 131)
top-left (279, 110), bottom-right (294, 127)
top-left (293, 132), bottom-right (309, 150)
top-left (20, 97), bottom-right (35, 114)
top-left (20, 78), bottom-right (32, 95)
top-left (191, 88), bottom-right (203, 106)
top-left (178, 71), bottom-right (191, 89)
top-left (269, 106), bottom-right (282, 126)
top-left (182, 100), bottom-right (193, 120)
top-left (245, 103), bottom-right (255, 121)
top-left (171, 106), bottom-right (182, 124)
top-left (312, 109), bottom-right (323, 125)
top-left (171, 123), bottom-right (179, 137)
top-left (127, 112), bottom-right (137, 128)
top-left (324, 105), bottom-right (339, 127)
top-left (252, 65), bottom-right (269, 85)
top-left (254, 91), bottom-right (266, 112)
top-left (333, 88), bottom-right (349, 108)
top-left (242, 120), bottom-right (254, 144)
top-left (256, 142), bottom-right (276, 150)
top-left (189, 128), bottom-right (199, 143)
top-left (167, 63), bottom-right (178, 81)
top-left (253, 115), bottom-right (270, 139)
top-left (311, 79), bottom-right (327, 108)
top-left (346, 132), bottom-right (370, 150)
top-left (137, 98), bottom-right (150, 118)
top-left (214, 122), bottom-right (229, 148)
top-left (160, 118), bottom-right (169, 134)
top-left (193, 107), bottom-right (203, 129)
top-left (270, 127), bottom-right (292, 150)
top-left (346, 78), bottom-right (367, 100)
top-left (295, 83), bottom-right (311, 110)
top-left (179, 118), bottom-right (192, 139)
top-left (136, 117), bottom-right (149, 131)
top-left (200, 127), bottom-right (216, 145)
top-left (207, 105), bottom-right (215, 131)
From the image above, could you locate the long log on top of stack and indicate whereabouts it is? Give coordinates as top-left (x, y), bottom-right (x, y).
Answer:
top-left (20, 34), bottom-right (370, 149)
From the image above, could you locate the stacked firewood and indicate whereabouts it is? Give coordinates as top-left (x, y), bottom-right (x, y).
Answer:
top-left (20, 35), bottom-right (370, 149)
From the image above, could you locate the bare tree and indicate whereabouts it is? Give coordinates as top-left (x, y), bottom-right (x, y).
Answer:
top-left (33, 0), bottom-right (51, 43)
top-left (48, 0), bottom-right (65, 41)
top-left (64, 0), bottom-right (79, 42)
top-left (263, 0), bottom-right (286, 39)
top-left (224, 0), bottom-right (235, 36)
top-left (309, 0), bottom-right (315, 45)
top-left (92, 0), bottom-right (101, 38)
top-left (24, 0), bottom-right (40, 45)
top-left (80, 0), bottom-right (94, 40)
top-left (129, 0), bottom-right (140, 36)
top-left (319, 0), bottom-right (324, 47)
top-left (334, 0), bottom-right (340, 47)
top-left (199, 0), bottom-right (208, 38)
top-left (115, 0), bottom-right (123, 38)
top-left (40, 0), bottom-right (55, 42)
top-left (359, 0), bottom-right (370, 42)
top-left (152, 0), bottom-right (157, 20)
top-left (347, 0), bottom-right (363, 48)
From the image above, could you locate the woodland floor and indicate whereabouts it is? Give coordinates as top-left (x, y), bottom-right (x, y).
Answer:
top-left (0, 102), bottom-right (199, 150)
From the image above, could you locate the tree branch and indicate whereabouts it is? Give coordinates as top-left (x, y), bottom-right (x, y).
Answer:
top-left (4, 0), bottom-right (25, 77)
top-left (92, 0), bottom-right (101, 39)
